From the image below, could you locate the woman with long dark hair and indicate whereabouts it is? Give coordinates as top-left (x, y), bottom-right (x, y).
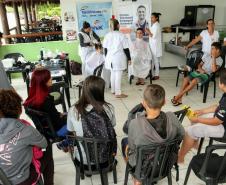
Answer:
top-left (67, 76), bottom-right (116, 162)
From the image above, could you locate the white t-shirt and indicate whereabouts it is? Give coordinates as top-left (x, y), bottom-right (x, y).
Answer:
top-left (103, 31), bottom-right (129, 71)
top-left (201, 54), bottom-right (223, 75)
top-left (224, 37), bottom-right (226, 42)
top-left (200, 30), bottom-right (219, 55)
top-left (149, 22), bottom-right (162, 57)
top-left (67, 104), bottom-right (116, 163)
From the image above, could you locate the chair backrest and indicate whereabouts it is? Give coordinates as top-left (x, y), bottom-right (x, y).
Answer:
top-left (93, 63), bottom-right (104, 77)
top-left (0, 167), bottom-right (12, 185)
top-left (50, 81), bottom-right (67, 94)
top-left (134, 137), bottom-right (183, 183)
top-left (24, 106), bottom-right (59, 141)
top-left (186, 50), bottom-right (203, 70)
top-left (4, 53), bottom-right (24, 62)
top-left (68, 135), bottom-right (116, 176)
top-left (174, 108), bottom-right (189, 123)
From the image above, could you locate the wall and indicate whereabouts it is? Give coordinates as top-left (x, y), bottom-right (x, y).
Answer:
top-left (152, 0), bottom-right (226, 27)
top-left (0, 41), bottom-right (80, 62)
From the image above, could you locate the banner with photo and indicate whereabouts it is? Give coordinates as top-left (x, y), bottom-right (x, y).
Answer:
top-left (116, 0), bottom-right (152, 41)
top-left (76, 2), bottom-right (112, 37)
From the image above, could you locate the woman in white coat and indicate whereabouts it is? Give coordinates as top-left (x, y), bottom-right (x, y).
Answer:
top-left (103, 18), bottom-right (131, 98)
top-left (146, 13), bottom-right (162, 80)
top-left (78, 21), bottom-right (100, 75)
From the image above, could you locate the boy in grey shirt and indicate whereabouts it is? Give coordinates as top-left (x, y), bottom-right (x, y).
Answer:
top-left (122, 84), bottom-right (184, 185)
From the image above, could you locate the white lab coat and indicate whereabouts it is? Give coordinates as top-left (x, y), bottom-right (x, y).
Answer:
top-left (149, 22), bottom-right (162, 57)
top-left (103, 31), bottom-right (129, 71)
top-left (130, 38), bottom-right (152, 78)
top-left (85, 51), bottom-right (104, 77)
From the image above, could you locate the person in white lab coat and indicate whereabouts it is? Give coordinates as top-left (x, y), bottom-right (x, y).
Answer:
top-left (130, 28), bottom-right (152, 85)
top-left (103, 18), bottom-right (131, 98)
top-left (146, 12), bottom-right (162, 80)
top-left (85, 44), bottom-right (104, 77)
top-left (78, 21), bottom-right (100, 75)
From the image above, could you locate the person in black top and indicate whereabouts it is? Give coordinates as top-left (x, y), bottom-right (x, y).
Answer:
top-left (24, 68), bottom-right (67, 135)
top-left (178, 69), bottom-right (226, 163)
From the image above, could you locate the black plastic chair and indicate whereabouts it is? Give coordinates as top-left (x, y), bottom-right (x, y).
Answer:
top-left (124, 137), bottom-right (183, 185)
top-left (0, 167), bottom-right (12, 185)
top-left (184, 144), bottom-right (226, 185)
top-left (68, 135), bottom-right (117, 185)
top-left (50, 81), bottom-right (68, 112)
top-left (77, 64), bottom-right (104, 98)
top-left (176, 49), bottom-right (203, 87)
top-left (24, 107), bottom-right (63, 142)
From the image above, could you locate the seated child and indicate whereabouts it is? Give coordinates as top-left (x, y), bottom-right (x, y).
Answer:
top-left (178, 69), bottom-right (226, 163)
top-left (172, 42), bottom-right (223, 106)
top-left (129, 28), bottom-right (152, 85)
top-left (0, 89), bottom-right (47, 185)
top-left (67, 76), bottom-right (117, 164)
top-left (121, 84), bottom-right (185, 185)
top-left (85, 43), bottom-right (104, 77)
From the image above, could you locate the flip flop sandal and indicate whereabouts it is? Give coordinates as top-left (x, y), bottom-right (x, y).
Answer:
top-left (173, 101), bottom-right (182, 106)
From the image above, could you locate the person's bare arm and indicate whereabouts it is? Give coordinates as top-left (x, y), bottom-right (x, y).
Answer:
top-left (185, 35), bottom-right (202, 49)
top-left (190, 116), bottom-right (223, 126)
top-left (195, 104), bottom-right (218, 116)
top-left (211, 57), bottom-right (218, 72)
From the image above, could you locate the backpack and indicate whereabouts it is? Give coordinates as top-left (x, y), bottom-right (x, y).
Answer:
top-left (81, 108), bottom-right (117, 163)
top-left (70, 61), bottom-right (82, 75)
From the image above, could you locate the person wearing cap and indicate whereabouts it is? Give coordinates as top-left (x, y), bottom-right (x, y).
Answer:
top-left (78, 21), bottom-right (101, 75)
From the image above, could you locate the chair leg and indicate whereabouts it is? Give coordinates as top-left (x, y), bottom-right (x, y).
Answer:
top-left (176, 70), bottom-right (180, 87)
top-left (113, 163), bottom-right (117, 184)
top-left (203, 83), bottom-right (209, 103)
top-left (129, 75), bottom-right (134, 85)
top-left (124, 164), bottom-right (129, 185)
top-left (167, 171), bottom-right (172, 185)
top-left (197, 138), bottom-right (205, 154)
top-left (75, 167), bottom-right (81, 185)
top-left (213, 80), bottom-right (216, 98)
top-left (100, 171), bottom-right (108, 185)
top-left (62, 99), bottom-right (67, 113)
top-left (183, 163), bottom-right (192, 185)
top-left (208, 138), bottom-right (213, 146)
top-left (78, 86), bottom-right (82, 98)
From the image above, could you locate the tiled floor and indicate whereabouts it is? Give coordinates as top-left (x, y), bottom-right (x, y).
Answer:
top-left (13, 67), bottom-right (225, 185)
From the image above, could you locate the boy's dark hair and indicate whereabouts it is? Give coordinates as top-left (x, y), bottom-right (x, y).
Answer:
top-left (83, 21), bottom-right (91, 29)
top-left (0, 32), bottom-right (2, 38)
top-left (206, 19), bottom-right (214, 25)
top-left (0, 89), bottom-right (22, 118)
top-left (95, 43), bottom-right (102, 50)
top-left (219, 69), bottom-right (226, 85)
top-left (143, 84), bottom-right (165, 109)
top-left (211, 42), bottom-right (222, 51)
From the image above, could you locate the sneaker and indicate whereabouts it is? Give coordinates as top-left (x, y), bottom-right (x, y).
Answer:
top-left (152, 76), bottom-right (160, 80)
